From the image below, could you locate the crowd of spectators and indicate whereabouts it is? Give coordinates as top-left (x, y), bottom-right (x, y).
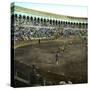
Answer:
top-left (11, 14), bottom-right (87, 42)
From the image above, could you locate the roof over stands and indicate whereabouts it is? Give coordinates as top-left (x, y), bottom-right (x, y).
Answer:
top-left (12, 6), bottom-right (88, 23)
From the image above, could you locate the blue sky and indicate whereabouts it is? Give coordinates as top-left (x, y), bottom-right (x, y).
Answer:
top-left (14, 2), bottom-right (88, 17)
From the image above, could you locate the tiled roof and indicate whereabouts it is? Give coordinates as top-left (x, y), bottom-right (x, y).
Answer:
top-left (12, 6), bottom-right (88, 23)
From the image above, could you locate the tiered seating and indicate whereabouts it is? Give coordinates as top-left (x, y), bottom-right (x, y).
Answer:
top-left (12, 14), bottom-right (87, 42)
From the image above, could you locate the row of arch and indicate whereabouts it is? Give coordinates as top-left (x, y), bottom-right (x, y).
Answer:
top-left (11, 14), bottom-right (88, 28)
